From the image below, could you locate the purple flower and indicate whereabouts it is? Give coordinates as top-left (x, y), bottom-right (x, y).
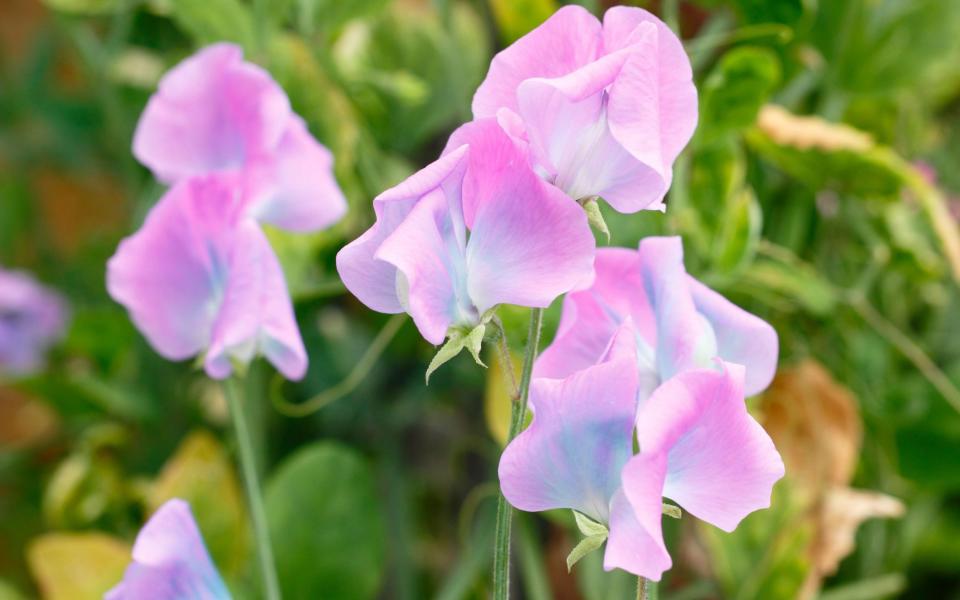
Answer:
top-left (133, 43), bottom-right (346, 233)
top-left (0, 268), bottom-right (67, 375)
top-left (106, 499), bottom-right (230, 600)
top-left (472, 6), bottom-right (698, 212)
top-left (336, 119), bottom-right (595, 345)
top-left (499, 237), bottom-right (783, 579)
top-left (107, 175), bottom-right (307, 380)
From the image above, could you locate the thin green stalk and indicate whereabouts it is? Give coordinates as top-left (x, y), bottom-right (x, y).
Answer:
top-left (272, 314), bottom-right (406, 417)
top-left (637, 577), bottom-right (658, 600)
top-left (492, 307), bottom-right (544, 600)
top-left (223, 379), bottom-right (282, 600)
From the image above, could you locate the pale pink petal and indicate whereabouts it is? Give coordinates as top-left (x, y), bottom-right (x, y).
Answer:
top-left (516, 35), bottom-right (669, 211)
top-left (499, 357), bottom-right (639, 524)
top-left (106, 177), bottom-right (246, 361)
top-left (374, 189), bottom-right (469, 345)
top-left (635, 363), bottom-right (785, 532)
top-left (132, 43), bottom-right (291, 182)
top-left (204, 220), bottom-right (307, 381)
top-left (472, 5), bottom-right (602, 118)
top-left (535, 248), bottom-right (655, 379)
top-left (606, 465), bottom-right (671, 580)
top-left (638, 237), bottom-right (717, 379)
top-left (106, 499), bottom-right (229, 599)
top-left (459, 120), bottom-right (595, 313)
top-left (688, 278), bottom-right (778, 395)
top-left (336, 147), bottom-right (469, 315)
top-left (603, 7), bottom-right (698, 174)
top-left (246, 116), bottom-right (347, 233)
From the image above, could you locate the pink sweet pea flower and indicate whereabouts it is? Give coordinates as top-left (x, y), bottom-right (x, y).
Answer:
top-left (336, 119), bottom-right (595, 344)
top-left (107, 175), bottom-right (307, 380)
top-left (499, 346), bottom-right (783, 580)
top-left (106, 499), bottom-right (230, 600)
top-left (472, 6), bottom-right (697, 212)
top-left (536, 236), bottom-right (778, 397)
top-left (0, 268), bottom-right (68, 375)
top-left (133, 43), bottom-right (346, 233)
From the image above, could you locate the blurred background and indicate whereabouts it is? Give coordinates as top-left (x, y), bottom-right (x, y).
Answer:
top-left (2, 0), bottom-right (960, 598)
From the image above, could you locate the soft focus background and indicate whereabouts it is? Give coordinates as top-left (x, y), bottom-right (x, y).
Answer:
top-left (2, 0), bottom-right (960, 598)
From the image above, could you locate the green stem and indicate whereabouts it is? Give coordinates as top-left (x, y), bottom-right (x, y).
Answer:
top-left (492, 307), bottom-right (544, 600)
top-left (637, 577), bottom-right (658, 600)
top-left (223, 379), bottom-right (282, 600)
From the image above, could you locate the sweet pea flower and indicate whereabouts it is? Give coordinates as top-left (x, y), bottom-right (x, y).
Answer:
top-left (499, 350), bottom-right (784, 579)
top-left (107, 175), bottom-right (307, 380)
top-left (0, 268), bottom-right (67, 374)
top-left (133, 43), bottom-right (346, 233)
top-left (106, 499), bottom-right (230, 600)
top-left (536, 236), bottom-right (778, 397)
top-left (336, 119), bottom-right (595, 345)
top-left (472, 6), bottom-right (697, 213)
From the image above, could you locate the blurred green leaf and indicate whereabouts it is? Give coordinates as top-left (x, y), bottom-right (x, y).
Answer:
top-left (700, 46), bottom-right (781, 141)
top-left (41, 0), bottom-right (121, 15)
top-left (148, 430), bottom-right (250, 577)
top-left (489, 0), bottom-right (558, 44)
top-left (715, 187), bottom-right (763, 273)
top-left (0, 579), bottom-right (27, 600)
top-left (265, 442), bottom-right (386, 599)
top-left (738, 251), bottom-right (838, 315)
top-left (168, 0), bottom-right (255, 48)
top-left (294, 0), bottom-right (389, 35)
top-left (27, 533), bottom-right (130, 600)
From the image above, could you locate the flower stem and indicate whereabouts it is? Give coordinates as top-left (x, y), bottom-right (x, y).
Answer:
top-left (637, 577), bottom-right (658, 600)
top-left (223, 378), bottom-right (282, 600)
top-left (492, 307), bottom-right (544, 600)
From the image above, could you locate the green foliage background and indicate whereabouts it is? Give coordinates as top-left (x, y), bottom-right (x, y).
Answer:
top-left (1, 0), bottom-right (960, 598)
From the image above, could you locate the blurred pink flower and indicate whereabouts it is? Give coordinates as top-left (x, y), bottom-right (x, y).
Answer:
top-left (336, 119), bottom-right (595, 344)
top-left (472, 6), bottom-right (698, 212)
top-left (106, 499), bottom-right (230, 600)
top-left (499, 237), bottom-right (783, 579)
top-left (133, 43), bottom-right (346, 233)
top-left (107, 175), bottom-right (307, 380)
top-left (0, 268), bottom-right (67, 375)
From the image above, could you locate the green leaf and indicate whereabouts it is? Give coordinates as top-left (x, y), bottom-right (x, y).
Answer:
top-left (699, 46), bottom-right (780, 141)
top-left (168, 0), bottom-right (255, 48)
top-left (573, 510), bottom-right (608, 538)
top-left (715, 187), bottom-right (763, 273)
top-left (148, 430), bottom-right (250, 577)
top-left (41, 0), bottom-right (121, 15)
top-left (489, 0), bottom-right (558, 44)
top-left (27, 533), bottom-right (130, 600)
top-left (266, 442), bottom-right (387, 600)
top-left (294, 0), bottom-right (389, 35)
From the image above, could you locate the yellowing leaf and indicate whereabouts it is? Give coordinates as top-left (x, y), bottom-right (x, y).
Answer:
top-left (485, 349), bottom-right (521, 446)
top-left (27, 533), bottom-right (130, 600)
top-left (148, 430), bottom-right (249, 576)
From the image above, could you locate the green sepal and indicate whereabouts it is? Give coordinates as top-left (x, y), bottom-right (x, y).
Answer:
top-left (567, 510), bottom-right (609, 572)
top-left (425, 323), bottom-right (487, 384)
top-left (662, 502), bottom-right (682, 519)
top-left (581, 197), bottom-right (610, 243)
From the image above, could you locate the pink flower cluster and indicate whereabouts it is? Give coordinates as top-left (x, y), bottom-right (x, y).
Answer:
top-left (108, 43), bottom-right (347, 381)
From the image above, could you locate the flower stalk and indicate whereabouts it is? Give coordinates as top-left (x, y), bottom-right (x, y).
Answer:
top-left (492, 307), bottom-right (544, 600)
top-left (223, 378), bottom-right (282, 600)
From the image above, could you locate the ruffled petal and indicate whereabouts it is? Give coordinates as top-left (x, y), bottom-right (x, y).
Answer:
top-left (336, 146), bottom-right (469, 315)
top-left (516, 34), bottom-right (668, 212)
top-left (688, 278), bottom-right (778, 395)
top-left (603, 8), bottom-right (698, 182)
top-left (498, 357), bottom-right (638, 524)
top-left (246, 116), bottom-right (347, 233)
top-left (105, 499), bottom-right (230, 600)
top-left (472, 5), bottom-right (602, 118)
top-left (106, 177), bottom-right (246, 362)
top-left (460, 120), bottom-right (595, 314)
top-left (204, 220), bottom-right (307, 381)
top-left (638, 237), bottom-right (717, 380)
top-left (132, 43), bottom-right (291, 182)
top-left (374, 189), bottom-right (469, 345)
top-left (636, 363), bottom-right (785, 532)
top-left (607, 463), bottom-right (671, 580)
top-left (535, 248), bottom-right (655, 379)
